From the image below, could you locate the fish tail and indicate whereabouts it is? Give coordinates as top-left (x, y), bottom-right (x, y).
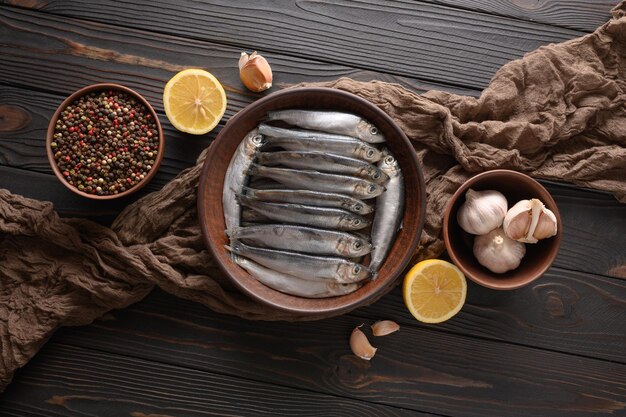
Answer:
top-left (224, 240), bottom-right (242, 252)
top-left (244, 163), bottom-right (259, 177)
top-left (235, 194), bottom-right (253, 207)
top-left (241, 185), bottom-right (256, 197)
top-left (225, 227), bottom-right (242, 238)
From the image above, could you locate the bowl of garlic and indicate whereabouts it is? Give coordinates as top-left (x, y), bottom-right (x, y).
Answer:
top-left (443, 170), bottom-right (562, 290)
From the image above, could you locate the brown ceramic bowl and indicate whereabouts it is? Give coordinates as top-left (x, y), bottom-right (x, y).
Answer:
top-left (443, 170), bottom-right (562, 290)
top-left (198, 87), bottom-right (426, 315)
top-left (46, 83), bottom-right (163, 200)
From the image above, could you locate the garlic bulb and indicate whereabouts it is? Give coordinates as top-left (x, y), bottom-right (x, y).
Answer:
top-left (473, 227), bottom-right (526, 273)
top-left (239, 51), bottom-right (273, 92)
top-left (457, 188), bottom-right (508, 235)
top-left (503, 199), bottom-right (557, 243)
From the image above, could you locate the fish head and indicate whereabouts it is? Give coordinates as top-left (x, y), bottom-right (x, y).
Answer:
top-left (379, 154), bottom-right (401, 177)
top-left (357, 144), bottom-right (382, 163)
top-left (357, 120), bottom-right (385, 143)
top-left (336, 236), bottom-right (372, 257)
top-left (357, 182), bottom-right (385, 198)
top-left (347, 200), bottom-right (372, 215)
top-left (365, 166), bottom-right (390, 184)
top-left (338, 262), bottom-right (372, 282)
top-left (339, 213), bottom-right (366, 230)
top-left (244, 132), bottom-right (265, 154)
top-left (350, 237), bottom-right (373, 257)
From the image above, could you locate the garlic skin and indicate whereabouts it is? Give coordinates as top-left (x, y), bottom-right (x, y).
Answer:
top-left (350, 324), bottom-right (377, 360)
top-left (457, 188), bottom-right (508, 235)
top-left (239, 51), bottom-right (273, 92)
top-left (503, 199), bottom-right (557, 243)
top-left (371, 320), bottom-right (400, 336)
top-left (473, 227), bottom-right (526, 273)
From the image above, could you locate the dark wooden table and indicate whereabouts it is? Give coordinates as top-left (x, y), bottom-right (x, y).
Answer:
top-left (1, 1), bottom-right (625, 416)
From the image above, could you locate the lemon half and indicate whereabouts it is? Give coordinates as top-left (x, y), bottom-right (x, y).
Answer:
top-left (403, 259), bottom-right (467, 323)
top-left (163, 68), bottom-right (226, 135)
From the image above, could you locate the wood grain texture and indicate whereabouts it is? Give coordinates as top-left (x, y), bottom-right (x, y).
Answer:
top-left (423, 0), bottom-right (614, 32)
top-left (1, 0), bottom-right (584, 90)
top-left (357, 268), bottom-right (626, 363)
top-left (0, 5), bottom-right (475, 107)
top-left (50, 288), bottom-right (626, 417)
top-left (0, 344), bottom-right (424, 417)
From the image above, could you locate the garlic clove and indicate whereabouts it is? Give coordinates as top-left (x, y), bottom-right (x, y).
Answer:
top-left (473, 227), bottom-right (526, 273)
top-left (534, 205), bottom-right (558, 239)
top-left (456, 188), bottom-right (508, 235)
top-left (503, 199), bottom-right (557, 243)
top-left (350, 324), bottom-right (377, 360)
top-left (371, 320), bottom-right (400, 336)
top-left (239, 51), bottom-right (273, 93)
top-left (238, 52), bottom-right (249, 70)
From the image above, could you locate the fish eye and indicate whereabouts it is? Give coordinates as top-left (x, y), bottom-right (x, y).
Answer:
top-left (353, 265), bottom-right (361, 274)
top-left (373, 172), bottom-right (381, 179)
top-left (385, 155), bottom-right (395, 164)
top-left (353, 241), bottom-right (362, 249)
top-left (370, 126), bottom-right (378, 135)
top-left (354, 204), bottom-right (362, 211)
top-left (353, 219), bottom-right (361, 225)
top-left (253, 135), bottom-right (263, 144)
top-left (366, 149), bottom-right (375, 157)
top-left (368, 185), bottom-right (377, 193)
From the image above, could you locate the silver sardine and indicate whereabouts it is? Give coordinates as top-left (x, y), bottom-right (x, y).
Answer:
top-left (266, 110), bottom-right (385, 143)
top-left (222, 129), bottom-right (264, 230)
top-left (243, 186), bottom-right (374, 215)
top-left (232, 255), bottom-right (360, 298)
top-left (369, 153), bottom-right (405, 273)
top-left (237, 195), bottom-right (370, 231)
top-left (257, 151), bottom-right (389, 184)
top-left (227, 224), bottom-right (372, 257)
top-left (247, 164), bottom-right (385, 199)
top-left (226, 241), bottom-right (371, 283)
top-left (258, 124), bottom-right (382, 162)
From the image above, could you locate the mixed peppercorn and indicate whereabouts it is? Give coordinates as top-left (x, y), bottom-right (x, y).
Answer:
top-left (51, 90), bottom-right (159, 196)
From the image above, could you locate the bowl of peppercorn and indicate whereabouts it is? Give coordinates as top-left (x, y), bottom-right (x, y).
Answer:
top-left (46, 83), bottom-right (163, 199)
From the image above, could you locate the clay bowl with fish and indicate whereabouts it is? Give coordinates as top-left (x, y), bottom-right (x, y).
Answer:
top-left (198, 87), bottom-right (426, 315)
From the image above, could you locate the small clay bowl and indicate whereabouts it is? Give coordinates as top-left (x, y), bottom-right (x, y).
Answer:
top-left (46, 83), bottom-right (164, 200)
top-left (198, 87), bottom-right (426, 315)
top-left (443, 170), bottom-right (562, 290)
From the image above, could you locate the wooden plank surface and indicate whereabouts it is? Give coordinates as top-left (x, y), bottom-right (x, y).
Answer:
top-left (46, 289), bottom-right (626, 417)
top-left (422, 0), bottom-right (614, 32)
top-left (2, 0), bottom-right (585, 90)
top-left (358, 269), bottom-right (626, 363)
top-left (1, 1), bottom-right (625, 416)
top-left (0, 343), bottom-right (426, 417)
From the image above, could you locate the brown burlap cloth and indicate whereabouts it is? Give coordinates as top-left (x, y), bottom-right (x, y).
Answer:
top-left (2, 4), bottom-right (626, 391)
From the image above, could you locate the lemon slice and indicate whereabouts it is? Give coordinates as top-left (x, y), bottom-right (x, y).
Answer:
top-left (403, 259), bottom-right (467, 323)
top-left (163, 68), bottom-right (227, 135)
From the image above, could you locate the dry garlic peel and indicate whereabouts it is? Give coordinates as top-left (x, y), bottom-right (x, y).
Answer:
top-left (239, 51), bottom-right (273, 92)
top-left (371, 320), bottom-right (400, 336)
top-left (350, 324), bottom-right (377, 360)
top-left (503, 199), bottom-right (557, 243)
top-left (474, 227), bottom-right (526, 273)
top-left (457, 189), bottom-right (508, 235)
